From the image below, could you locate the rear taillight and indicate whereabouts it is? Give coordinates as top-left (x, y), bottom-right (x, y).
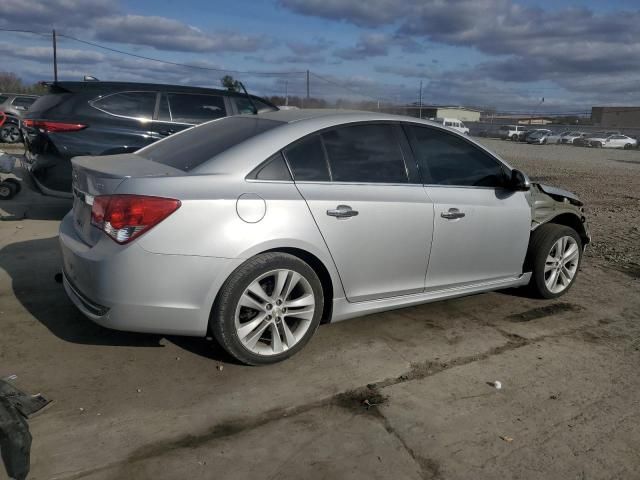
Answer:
top-left (22, 119), bottom-right (87, 132)
top-left (90, 195), bottom-right (181, 244)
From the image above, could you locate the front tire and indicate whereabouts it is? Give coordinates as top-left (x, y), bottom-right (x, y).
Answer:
top-left (526, 224), bottom-right (582, 299)
top-left (211, 253), bottom-right (324, 365)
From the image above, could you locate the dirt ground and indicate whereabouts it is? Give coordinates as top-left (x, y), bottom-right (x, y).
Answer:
top-left (1, 140), bottom-right (639, 480)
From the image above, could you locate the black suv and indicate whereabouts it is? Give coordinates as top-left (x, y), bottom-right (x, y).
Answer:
top-left (22, 81), bottom-right (278, 196)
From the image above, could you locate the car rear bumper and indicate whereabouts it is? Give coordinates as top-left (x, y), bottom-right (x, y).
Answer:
top-left (59, 212), bottom-right (236, 336)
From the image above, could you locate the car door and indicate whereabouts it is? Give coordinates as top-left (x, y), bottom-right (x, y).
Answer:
top-left (88, 91), bottom-right (159, 154)
top-left (284, 123), bottom-right (435, 302)
top-left (405, 124), bottom-right (531, 290)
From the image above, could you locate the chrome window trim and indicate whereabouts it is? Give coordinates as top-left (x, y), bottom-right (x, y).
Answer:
top-left (89, 90), bottom-right (159, 123)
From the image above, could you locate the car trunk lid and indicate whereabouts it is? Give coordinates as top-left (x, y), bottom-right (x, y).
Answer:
top-left (71, 153), bottom-right (184, 246)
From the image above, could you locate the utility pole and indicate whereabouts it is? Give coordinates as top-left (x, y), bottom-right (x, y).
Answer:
top-left (418, 80), bottom-right (423, 119)
top-left (52, 29), bottom-right (58, 82)
top-left (306, 70), bottom-right (310, 100)
top-left (285, 80), bottom-right (289, 106)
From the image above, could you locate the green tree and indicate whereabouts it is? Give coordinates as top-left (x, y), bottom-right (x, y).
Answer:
top-left (220, 75), bottom-right (241, 92)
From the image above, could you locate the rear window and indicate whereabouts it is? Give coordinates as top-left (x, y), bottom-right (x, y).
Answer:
top-left (138, 116), bottom-right (283, 171)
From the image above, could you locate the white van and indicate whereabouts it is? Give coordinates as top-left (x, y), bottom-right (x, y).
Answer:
top-left (432, 117), bottom-right (470, 135)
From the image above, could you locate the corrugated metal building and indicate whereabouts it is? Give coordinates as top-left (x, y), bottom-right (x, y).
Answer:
top-left (592, 107), bottom-right (640, 128)
top-left (408, 106), bottom-right (482, 122)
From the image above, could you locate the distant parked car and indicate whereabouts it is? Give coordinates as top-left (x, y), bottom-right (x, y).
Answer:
top-left (0, 93), bottom-right (38, 144)
top-left (589, 134), bottom-right (637, 149)
top-left (545, 131), bottom-right (571, 144)
top-left (0, 93), bottom-right (38, 117)
top-left (574, 131), bottom-right (617, 147)
top-left (526, 129), bottom-right (553, 144)
top-left (561, 132), bottom-right (587, 144)
top-left (499, 125), bottom-right (527, 141)
top-left (22, 81), bottom-right (278, 196)
top-left (432, 117), bottom-right (469, 135)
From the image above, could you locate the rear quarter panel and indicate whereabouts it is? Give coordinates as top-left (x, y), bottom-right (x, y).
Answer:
top-left (114, 174), bottom-right (346, 299)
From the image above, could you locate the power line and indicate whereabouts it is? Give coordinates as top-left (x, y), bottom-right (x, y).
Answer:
top-left (59, 34), bottom-right (306, 77)
top-left (310, 72), bottom-right (392, 103)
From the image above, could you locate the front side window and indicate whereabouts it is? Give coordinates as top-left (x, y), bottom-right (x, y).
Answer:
top-left (92, 91), bottom-right (157, 120)
top-left (321, 124), bottom-right (408, 183)
top-left (408, 126), bottom-right (507, 187)
top-left (167, 93), bottom-right (226, 124)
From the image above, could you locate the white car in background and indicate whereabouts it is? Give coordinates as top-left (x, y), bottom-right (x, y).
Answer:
top-left (499, 125), bottom-right (527, 141)
top-left (432, 117), bottom-right (469, 135)
top-left (592, 134), bottom-right (638, 149)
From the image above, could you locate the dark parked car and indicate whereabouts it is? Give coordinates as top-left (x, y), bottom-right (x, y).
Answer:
top-left (0, 93), bottom-right (39, 143)
top-left (22, 82), bottom-right (278, 196)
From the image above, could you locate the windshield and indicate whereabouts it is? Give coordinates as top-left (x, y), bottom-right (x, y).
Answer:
top-left (138, 116), bottom-right (283, 171)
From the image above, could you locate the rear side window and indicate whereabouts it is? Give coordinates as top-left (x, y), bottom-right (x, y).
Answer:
top-left (408, 126), bottom-right (507, 187)
top-left (321, 124), bottom-right (408, 183)
top-left (92, 91), bottom-right (156, 120)
top-left (167, 93), bottom-right (226, 123)
top-left (247, 153), bottom-right (292, 181)
top-left (284, 135), bottom-right (330, 182)
top-left (138, 116), bottom-right (282, 171)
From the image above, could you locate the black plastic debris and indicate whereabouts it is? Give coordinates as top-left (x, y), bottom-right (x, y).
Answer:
top-left (0, 380), bottom-right (51, 480)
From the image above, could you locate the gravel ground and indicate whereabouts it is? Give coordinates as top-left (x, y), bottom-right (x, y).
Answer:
top-left (476, 138), bottom-right (640, 276)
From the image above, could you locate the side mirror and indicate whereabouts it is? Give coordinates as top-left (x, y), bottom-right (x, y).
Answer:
top-left (510, 169), bottom-right (531, 191)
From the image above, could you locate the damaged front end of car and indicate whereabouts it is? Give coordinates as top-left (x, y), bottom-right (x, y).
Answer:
top-left (527, 183), bottom-right (591, 249)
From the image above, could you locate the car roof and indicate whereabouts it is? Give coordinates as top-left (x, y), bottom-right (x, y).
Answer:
top-left (48, 81), bottom-right (271, 100)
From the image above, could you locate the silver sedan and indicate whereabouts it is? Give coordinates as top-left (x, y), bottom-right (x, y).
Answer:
top-left (60, 110), bottom-right (590, 364)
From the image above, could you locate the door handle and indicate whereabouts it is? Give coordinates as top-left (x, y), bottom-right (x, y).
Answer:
top-left (441, 208), bottom-right (465, 220)
top-left (327, 205), bottom-right (359, 219)
top-left (158, 129), bottom-right (176, 136)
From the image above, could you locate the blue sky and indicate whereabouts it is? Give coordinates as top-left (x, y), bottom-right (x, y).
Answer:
top-left (2, 0), bottom-right (640, 111)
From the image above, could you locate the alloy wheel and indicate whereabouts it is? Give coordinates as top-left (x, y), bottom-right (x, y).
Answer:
top-left (1, 125), bottom-right (20, 143)
top-left (544, 236), bottom-right (579, 294)
top-left (234, 269), bottom-right (315, 356)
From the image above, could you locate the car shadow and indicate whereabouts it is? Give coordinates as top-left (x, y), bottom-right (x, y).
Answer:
top-left (0, 163), bottom-right (71, 221)
top-left (0, 235), bottom-right (234, 362)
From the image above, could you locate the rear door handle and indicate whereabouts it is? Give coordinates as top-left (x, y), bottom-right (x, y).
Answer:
top-left (441, 208), bottom-right (465, 220)
top-left (158, 129), bottom-right (176, 136)
top-left (327, 205), bottom-right (359, 219)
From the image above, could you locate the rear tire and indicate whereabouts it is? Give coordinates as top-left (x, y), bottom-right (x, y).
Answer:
top-left (511, 134), bottom-right (518, 141)
top-left (0, 181), bottom-right (15, 200)
top-left (210, 252), bottom-right (324, 365)
top-left (0, 124), bottom-right (21, 144)
top-left (4, 178), bottom-right (21, 194)
top-left (526, 224), bottom-right (582, 299)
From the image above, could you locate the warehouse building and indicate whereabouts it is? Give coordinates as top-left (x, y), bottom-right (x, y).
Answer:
top-left (592, 107), bottom-right (640, 128)
top-left (406, 105), bottom-right (482, 122)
